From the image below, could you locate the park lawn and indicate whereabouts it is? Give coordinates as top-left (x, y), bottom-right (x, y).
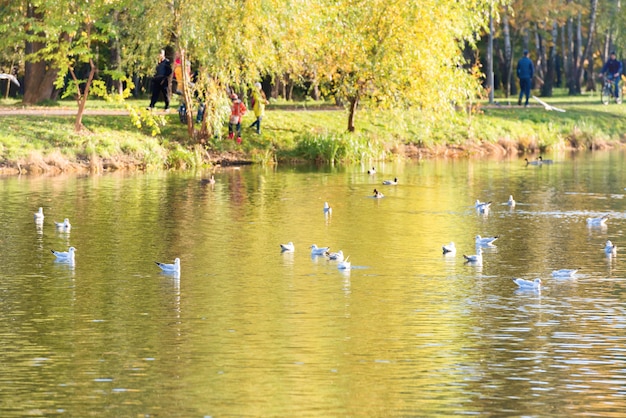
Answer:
top-left (0, 88), bottom-right (625, 173)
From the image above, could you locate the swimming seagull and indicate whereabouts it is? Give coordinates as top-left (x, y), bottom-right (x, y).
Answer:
top-left (373, 188), bottom-right (384, 198)
top-left (463, 248), bottom-right (483, 264)
top-left (367, 167), bottom-right (376, 175)
top-left (155, 258), bottom-right (181, 273)
top-left (280, 242), bottom-right (295, 252)
top-left (513, 277), bottom-right (542, 290)
top-left (587, 215), bottom-right (609, 226)
top-left (507, 195), bottom-right (516, 207)
top-left (200, 175), bottom-right (216, 185)
top-left (325, 250), bottom-right (344, 262)
top-left (475, 200), bottom-right (492, 213)
top-left (605, 240), bottom-right (617, 256)
top-left (51, 246), bottom-right (76, 263)
top-left (475, 235), bottom-right (499, 246)
top-left (442, 242), bottom-right (456, 255)
top-left (310, 244), bottom-right (330, 256)
top-left (382, 177), bottom-right (398, 185)
top-left (54, 218), bottom-right (71, 231)
top-left (551, 269), bottom-right (578, 278)
top-left (337, 256), bottom-right (351, 270)
top-left (34, 207), bottom-right (45, 222)
top-left (323, 202), bottom-right (332, 215)
top-left (538, 156), bottom-right (553, 164)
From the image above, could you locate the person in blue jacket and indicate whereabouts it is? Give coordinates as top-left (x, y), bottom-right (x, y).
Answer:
top-left (517, 50), bottom-right (534, 107)
top-left (601, 51), bottom-right (623, 98)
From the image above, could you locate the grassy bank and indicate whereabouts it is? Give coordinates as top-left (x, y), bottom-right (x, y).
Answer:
top-left (1, 88), bottom-right (625, 174)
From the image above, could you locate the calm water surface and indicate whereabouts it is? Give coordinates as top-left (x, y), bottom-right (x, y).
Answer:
top-left (1, 152), bottom-right (626, 417)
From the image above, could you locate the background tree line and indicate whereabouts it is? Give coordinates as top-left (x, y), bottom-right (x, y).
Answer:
top-left (1, 0), bottom-right (621, 141)
top-left (484, 0), bottom-right (625, 99)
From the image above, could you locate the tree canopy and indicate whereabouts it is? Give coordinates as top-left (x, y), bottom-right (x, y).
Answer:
top-left (10, 0), bottom-right (618, 137)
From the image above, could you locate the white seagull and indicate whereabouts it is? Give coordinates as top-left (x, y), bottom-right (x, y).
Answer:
top-left (337, 256), bottom-right (351, 270)
top-left (325, 250), bottom-right (344, 262)
top-left (323, 202), bottom-right (332, 215)
top-left (605, 240), bottom-right (617, 256)
top-left (587, 215), bottom-right (608, 226)
top-left (513, 278), bottom-right (542, 290)
top-left (463, 248), bottom-right (483, 264)
top-left (51, 246), bottom-right (76, 263)
top-left (54, 218), bottom-right (71, 231)
top-left (442, 242), bottom-right (456, 255)
top-left (367, 167), bottom-right (376, 175)
top-left (373, 188), bottom-right (384, 198)
top-left (507, 195), bottom-right (516, 207)
top-left (155, 257), bottom-right (181, 273)
top-left (475, 235), bottom-right (499, 246)
top-left (280, 242), bottom-right (295, 252)
top-left (475, 200), bottom-right (492, 213)
top-left (382, 177), bottom-right (398, 185)
top-left (551, 269), bottom-right (578, 278)
top-left (200, 175), bottom-right (216, 185)
top-left (310, 244), bottom-right (330, 256)
top-left (34, 207), bottom-right (45, 222)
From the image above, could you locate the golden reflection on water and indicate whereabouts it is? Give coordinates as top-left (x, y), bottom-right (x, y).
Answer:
top-left (1, 154), bottom-right (626, 416)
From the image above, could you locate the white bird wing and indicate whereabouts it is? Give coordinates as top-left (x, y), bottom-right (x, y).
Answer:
top-left (0, 73), bottom-right (19, 87)
top-left (156, 261), bottom-right (177, 271)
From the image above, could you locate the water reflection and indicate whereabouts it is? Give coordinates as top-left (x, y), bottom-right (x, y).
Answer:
top-left (1, 153), bottom-right (626, 415)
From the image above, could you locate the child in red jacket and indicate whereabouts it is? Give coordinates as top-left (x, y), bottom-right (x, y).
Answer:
top-left (228, 94), bottom-right (247, 143)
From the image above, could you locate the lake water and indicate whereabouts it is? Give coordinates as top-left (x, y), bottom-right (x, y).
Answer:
top-left (1, 152), bottom-right (626, 417)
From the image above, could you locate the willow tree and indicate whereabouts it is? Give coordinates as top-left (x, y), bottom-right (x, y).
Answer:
top-left (129, 0), bottom-right (290, 141)
top-left (309, 0), bottom-right (493, 132)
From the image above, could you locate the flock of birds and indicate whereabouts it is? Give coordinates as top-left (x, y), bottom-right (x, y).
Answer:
top-left (35, 207), bottom-right (180, 275)
top-left (280, 167), bottom-right (400, 271)
top-left (36, 161), bottom-right (617, 285)
top-left (441, 193), bottom-right (618, 292)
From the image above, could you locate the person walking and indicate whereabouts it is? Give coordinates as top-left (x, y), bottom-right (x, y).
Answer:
top-left (249, 82), bottom-right (269, 134)
top-left (601, 51), bottom-right (623, 99)
top-left (228, 94), bottom-right (247, 143)
top-left (517, 49), bottom-right (534, 107)
top-left (148, 50), bottom-right (172, 111)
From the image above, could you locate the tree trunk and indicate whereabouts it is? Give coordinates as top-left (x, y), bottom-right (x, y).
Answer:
top-left (560, 22), bottom-right (567, 88)
top-left (73, 59), bottom-right (97, 131)
top-left (534, 23), bottom-right (546, 90)
top-left (179, 48), bottom-right (195, 139)
top-left (576, 0), bottom-right (598, 94)
top-left (347, 93), bottom-right (359, 132)
top-left (110, 10), bottom-right (123, 95)
top-left (541, 21), bottom-right (558, 97)
top-left (501, 13), bottom-right (513, 97)
top-left (23, 5), bottom-right (58, 104)
top-left (567, 16), bottom-right (577, 94)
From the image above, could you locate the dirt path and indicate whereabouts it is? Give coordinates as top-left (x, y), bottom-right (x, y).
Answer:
top-left (0, 108), bottom-right (131, 116)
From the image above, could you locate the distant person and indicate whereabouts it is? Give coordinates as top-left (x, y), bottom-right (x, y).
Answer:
top-left (228, 94), bottom-right (247, 143)
top-left (147, 49), bottom-right (172, 111)
top-left (249, 82), bottom-right (269, 134)
top-left (517, 49), bottom-right (534, 107)
top-left (601, 51), bottom-right (623, 98)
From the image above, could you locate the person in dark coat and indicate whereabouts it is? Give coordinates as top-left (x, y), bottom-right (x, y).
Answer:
top-left (601, 51), bottom-right (623, 98)
top-left (148, 50), bottom-right (172, 111)
top-left (517, 50), bottom-right (534, 107)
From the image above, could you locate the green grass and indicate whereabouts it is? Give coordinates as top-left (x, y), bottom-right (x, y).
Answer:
top-left (0, 88), bottom-right (625, 173)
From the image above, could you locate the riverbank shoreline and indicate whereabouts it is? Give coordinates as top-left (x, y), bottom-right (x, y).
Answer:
top-left (2, 91), bottom-right (626, 176)
top-left (2, 137), bottom-right (623, 177)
